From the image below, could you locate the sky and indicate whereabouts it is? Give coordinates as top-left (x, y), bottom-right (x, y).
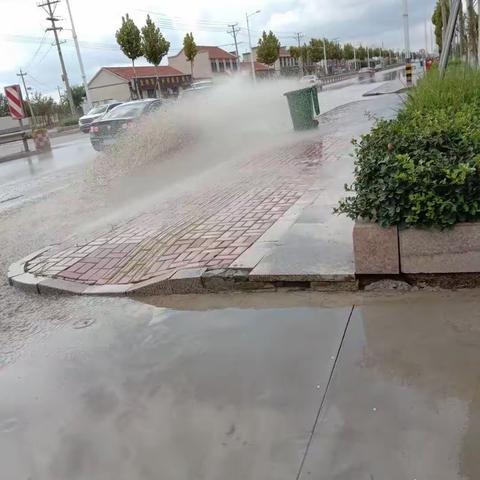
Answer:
top-left (0, 0), bottom-right (437, 100)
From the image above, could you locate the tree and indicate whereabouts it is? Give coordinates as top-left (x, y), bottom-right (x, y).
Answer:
top-left (256, 31), bottom-right (281, 66)
top-left (466, 0), bottom-right (478, 63)
top-left (309, 38), bottom-right (324, 63)
top-left (0, 93), bottom-right (9, 117)
top-left (458, 3), bottom-right (467, 58)
top-left (356, 45), bottom-right (367, 61)
top-left (300, 44), bottom-right (311, 65)
top-left (71, 85), bottom-right (85, 109)
top-left (432, 0), bottom-right (449, 52)
top-left (116, 14), bottom-right (143, 98)
top-left (343, 43), bottom-right (355, 60)
top-left (141, 15), bottom-right (170, 95)
top-left (183, 32), bottom-right (198, 77)
top-left (289, 46), bottom-right (300, 60)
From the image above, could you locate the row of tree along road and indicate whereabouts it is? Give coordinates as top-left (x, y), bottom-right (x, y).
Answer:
top-left (115, 13), bottom-right (403, 79)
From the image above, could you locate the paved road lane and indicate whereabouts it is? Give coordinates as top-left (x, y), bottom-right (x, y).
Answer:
top-left (0, 132), bottom-right (94, 212)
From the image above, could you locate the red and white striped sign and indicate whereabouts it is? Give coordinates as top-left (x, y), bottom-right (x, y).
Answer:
top-left (4, 84), bottom-right (25, 120)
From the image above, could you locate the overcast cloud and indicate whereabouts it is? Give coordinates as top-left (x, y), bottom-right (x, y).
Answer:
top-left (0, 0), bottom-right (436, 98)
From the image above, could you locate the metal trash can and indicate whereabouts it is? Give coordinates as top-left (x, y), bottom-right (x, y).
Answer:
top-left (284, 86), bottom-right (320, 131)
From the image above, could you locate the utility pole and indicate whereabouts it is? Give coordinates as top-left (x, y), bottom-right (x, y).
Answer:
top-left (38, 0), bottom-right (76, 116)
top-left (478, 0), bottom-right (480, 66)
top-left (65, 0), bottom-right (91, 110)
top-left (439, 0), bottom-right (462, 77)
top-left (402, 0), bottom-right (411, 60)
top-left (353, 46), bottom-right (357, 70)
top-left (296, 32), bottom-right (303, 75)
top-left (227, 23), bottom-right (241, 72)
top-left (246, 10), bottom-right (261, 84)
top-left (367, 45), bottom-right (370, 67)
top-left (425, 19), bottom-right (429, 56)
top-left (17, 69), bottom-right (37, 124)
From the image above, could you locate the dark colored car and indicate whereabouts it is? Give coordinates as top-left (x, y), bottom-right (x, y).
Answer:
top-left (78, 102), bottom-right (122, 133)
top-left (89, 99), bottom-right (167, 151)
top-left (358, 67), bottom-right (375, 83)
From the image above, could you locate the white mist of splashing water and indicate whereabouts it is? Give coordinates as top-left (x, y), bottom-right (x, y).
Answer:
top-left (89, 76), bottom-right (304, 185)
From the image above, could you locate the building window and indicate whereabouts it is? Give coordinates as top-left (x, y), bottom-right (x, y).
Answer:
top-left (219, 61), bottom-right (225, 72)
top-left (211, 61), bottom-right (218, 72)
top-left (226, 60), bottom-right (231, 69)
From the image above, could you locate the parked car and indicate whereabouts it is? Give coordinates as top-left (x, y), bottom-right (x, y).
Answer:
top-left (89, 99), bottom-right (168, 151)
top-left (180, 85), bottom-right (213, 99)
top-left (374, 64), bottom-right (383, 72)
top-left (300, 75), bottom-right (323, 91)
top-left (78, 102), bottom-right (122, 133)
top-left (358, 67), bottom-right (376, 83)
top-left (190, 79), bottom-right (214, 89)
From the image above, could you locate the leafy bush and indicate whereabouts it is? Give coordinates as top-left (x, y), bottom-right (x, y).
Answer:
top-left (58, 117), bottom-right (79, 127)
top-left (336, 65), bottom-right (480, 229)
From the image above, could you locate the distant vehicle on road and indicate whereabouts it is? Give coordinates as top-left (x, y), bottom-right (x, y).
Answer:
top-left (190, 79), bottom-right (214, 89)
top-left (89, 99), bottom-right (167, 151)
top-left (180, 86), bottom-right (212, 99)
top-left (78, 102), bottom-right (122, 133)
top-left (374, 64), bottom-right (383, 72)
top-left (358, 67), bottom-right (375, 83)
top-left (300, 75), bottom-right (323, 91)
top-left (179, 80), bottom-right (214, 99)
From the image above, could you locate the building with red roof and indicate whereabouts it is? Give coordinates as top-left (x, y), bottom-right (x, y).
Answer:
top-left (168, 46), bottom-right (240, 79)
top-left (87, 66), bottom-right (192, 104)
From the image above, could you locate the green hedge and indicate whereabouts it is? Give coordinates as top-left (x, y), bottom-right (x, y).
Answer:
top-left (58, 117), bottom-right (79, 127)
top-left (336, 65), bottom-right (480, 229)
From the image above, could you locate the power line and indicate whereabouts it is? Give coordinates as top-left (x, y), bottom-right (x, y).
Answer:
top-left (33, 44), bottom-right (54, 67)
top-left (136, 9), bottom-right (235, 27)
top-left (24, 32), bottom-right (48, 69)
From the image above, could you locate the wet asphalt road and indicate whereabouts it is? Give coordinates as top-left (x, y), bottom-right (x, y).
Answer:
top-left (2, 76), bottom-right (479, 479)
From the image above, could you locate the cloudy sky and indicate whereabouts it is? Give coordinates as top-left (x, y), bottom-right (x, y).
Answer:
top-left (1, 0), bottom-right (436, 99)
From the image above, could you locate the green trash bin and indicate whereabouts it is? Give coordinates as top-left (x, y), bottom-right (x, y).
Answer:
top-left (284, 86), bottom-right (320, 131)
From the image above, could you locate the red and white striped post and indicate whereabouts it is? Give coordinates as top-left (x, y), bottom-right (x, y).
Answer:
top-left (4, 84), bottom-right (29, 152)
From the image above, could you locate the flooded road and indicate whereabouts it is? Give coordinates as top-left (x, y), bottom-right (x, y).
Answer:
top-left (2, 72), bottom-right (475, 479)
top-left (1, 290), bottom-right (480, 480)
top-left (0, 132), bottom-right (94, 212)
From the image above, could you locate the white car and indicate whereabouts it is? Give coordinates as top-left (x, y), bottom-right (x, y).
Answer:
top-left (300, 75), bottom-right (323, 91)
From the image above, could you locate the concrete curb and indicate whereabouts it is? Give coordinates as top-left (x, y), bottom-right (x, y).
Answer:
top-left (7, 260), bottom-right (358, 297)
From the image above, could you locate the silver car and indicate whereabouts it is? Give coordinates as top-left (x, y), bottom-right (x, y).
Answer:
top-left (300, 75), bottom-right (323, 91)
top-left (78, 102), bottom-right (122, 133)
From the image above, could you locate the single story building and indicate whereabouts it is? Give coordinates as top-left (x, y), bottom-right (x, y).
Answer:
top-left (240, 61), bottom-right (275, 78)
top-left (87, 66), bottom-right (192, 104)
top-left (168, 46), bottom-right (239, 79)
top-left (243, 47), bottom-right (298, 75)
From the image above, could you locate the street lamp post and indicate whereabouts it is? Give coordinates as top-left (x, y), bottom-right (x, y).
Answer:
top-left (66, 0), bottom-right (91, 110)
top-left (402, 0), bottom-right (411, 60)
top-left (246, 10), bottom-right (261, 83)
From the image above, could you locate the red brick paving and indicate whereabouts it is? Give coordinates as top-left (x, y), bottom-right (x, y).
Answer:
top-left (25, 137), bottom-right (338, 285)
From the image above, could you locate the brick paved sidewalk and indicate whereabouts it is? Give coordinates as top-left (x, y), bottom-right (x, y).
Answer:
top-left (21, 136), bottom-right (340, 289)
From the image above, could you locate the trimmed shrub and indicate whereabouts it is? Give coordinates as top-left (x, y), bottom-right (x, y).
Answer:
top-left (336, 65), bottom-right (480, 229)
